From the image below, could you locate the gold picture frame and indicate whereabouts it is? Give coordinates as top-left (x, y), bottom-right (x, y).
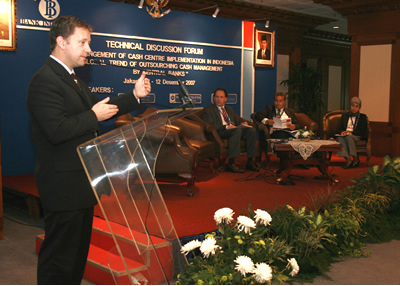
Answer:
top-left (254, 27), bottom-right (275, 68)
top-left (0, 0), bottom-right (16, 51)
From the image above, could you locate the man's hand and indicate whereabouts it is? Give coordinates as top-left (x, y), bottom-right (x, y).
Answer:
top-left (92, 97), bottom-right (119, 121)
top-left (227, 124), bottom-right (237, 129)
top-left (133, 71), bottom-right (151, 98)
top-left (267, 119), bottom-right (274, 126)
top-left (241, 121), bottom-right (249, 126)
top-left (289, 124), bottom-right (296, 130)
top-left (341, 131), bottom-right (352, 136)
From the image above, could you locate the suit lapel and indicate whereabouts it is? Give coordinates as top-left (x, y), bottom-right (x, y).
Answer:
top-left (46, 57), bottom-right (92, 108)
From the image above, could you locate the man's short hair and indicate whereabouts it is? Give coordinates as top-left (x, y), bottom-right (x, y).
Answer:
top-left (274, 92), bottom-right (286, 101)
top-left (213, 88), bottom-right (228, 98)
top-left (49, 15), bottom-right (93, 51)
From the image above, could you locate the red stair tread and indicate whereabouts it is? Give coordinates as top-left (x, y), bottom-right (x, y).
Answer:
top-left (87, 244), bottom-right (147, 274)
top-left (92, 216), bottom-right (169, 247)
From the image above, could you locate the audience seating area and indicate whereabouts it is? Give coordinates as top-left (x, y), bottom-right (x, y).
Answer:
top-left (113, 107), bottom-right (372, 195)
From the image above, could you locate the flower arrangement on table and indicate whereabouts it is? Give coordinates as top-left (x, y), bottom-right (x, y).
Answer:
top-left (177, 208), bottom-right (299, 285)
top-left (296, 126), bottom-right (315, 141)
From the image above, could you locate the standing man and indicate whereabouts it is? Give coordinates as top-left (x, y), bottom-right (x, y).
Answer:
top-left (26, 16), bottom-right (151, 284)
top-left (254, 92), bottom-right (299, 173)
top-left (202, 88), bottom-right (259, 173)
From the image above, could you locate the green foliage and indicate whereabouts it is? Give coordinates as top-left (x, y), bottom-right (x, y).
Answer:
top-left (178, 156), bottom-right (400, 284)
top-left (280, 62), bottom-right (323, 115)
top-left (268, 205), bottom-right (336, 261)
top-left (177, 223), bottom-right (295, 285)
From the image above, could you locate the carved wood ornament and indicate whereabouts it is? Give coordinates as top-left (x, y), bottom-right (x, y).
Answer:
top-left (145, 0), bottom-right (171, 18)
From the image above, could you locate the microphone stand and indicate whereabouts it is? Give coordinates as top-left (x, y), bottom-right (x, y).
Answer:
top-left (91, 59), bottom-right (195, 111)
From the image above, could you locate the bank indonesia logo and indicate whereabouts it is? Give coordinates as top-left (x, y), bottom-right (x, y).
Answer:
top-left (39, 0), bottom-right (60, 20)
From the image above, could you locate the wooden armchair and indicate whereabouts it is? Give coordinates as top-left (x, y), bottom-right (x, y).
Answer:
top-left (296, 113), bottom-right (319, 133)
top-left (323, 110), bottom-right (371, 165)
top-left (171, 118), bottom-right (216, 170)
top-left (127, 107), bottom-right (216, 170)
top-left (114, 108), bottom-right (198, 196)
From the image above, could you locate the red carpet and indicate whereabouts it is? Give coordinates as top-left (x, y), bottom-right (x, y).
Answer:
top-left (157, 154), bottom-right (383, 237)
top-left (3, 154), bottom-right (383, 238)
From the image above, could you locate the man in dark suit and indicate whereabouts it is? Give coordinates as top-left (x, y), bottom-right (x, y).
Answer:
top-left (257, 34), bottom-right (270, 60)
top-left (202, 88), bottom-right (259, 173)
top-left (254, 92), bottom-right (300, 173)
top-left (26, 16), bottom-right (151, 284)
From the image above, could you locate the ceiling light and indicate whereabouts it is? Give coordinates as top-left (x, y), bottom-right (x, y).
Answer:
top-left (138, 0), bottom-right (144, 9)
top-left (265, 19), bottom-right (270, 28)
top-left (212, 7), bottom-right (220, 18)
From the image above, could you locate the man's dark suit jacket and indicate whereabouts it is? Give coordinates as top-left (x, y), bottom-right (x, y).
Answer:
top-left (254, 105), bottom-right (300, 129)
top-left (27, 57), bottom-right (141, 212)
top-left (202, 104), bottom-right (242, 132)
top-left (257, 48), bottom-right (271, 60)
top-left (337, 112), bottom-right (368, 141)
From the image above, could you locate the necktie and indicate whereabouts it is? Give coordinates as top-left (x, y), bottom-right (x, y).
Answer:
top-left (71, 73), bottom-right (81, 90)
top-left (276, 109), bottom-right (281, 118)
top-left (221, 107), bottom-right (231, 125)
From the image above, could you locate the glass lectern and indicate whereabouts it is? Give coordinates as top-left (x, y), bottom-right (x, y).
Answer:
top-left (77, 109), bottom-right (192, 285)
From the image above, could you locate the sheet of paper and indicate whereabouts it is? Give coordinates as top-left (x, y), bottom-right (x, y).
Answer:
top-left (273, 117), bottom-right (291, 129)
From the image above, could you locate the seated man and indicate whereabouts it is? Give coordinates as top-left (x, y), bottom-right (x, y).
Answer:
top-left (254, 92), bottom-right (300, 173)
top-left (203, 88), bottom-right (259, 173)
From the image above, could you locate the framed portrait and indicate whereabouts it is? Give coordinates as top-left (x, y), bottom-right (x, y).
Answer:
top-left (254, 27), bottom-right (275, 68)
top-left (0, 0), bottom-right (17, 51)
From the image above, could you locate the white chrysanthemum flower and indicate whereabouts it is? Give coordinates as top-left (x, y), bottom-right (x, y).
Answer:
top-left (180, 239), bottom-right (202, 255)
top-left (214, 207), bottom-right (235, 225)
top-left (237, 215), bottom-right (256, 235)
top-left (254, 209), bottom-right (272, 226)
top-left (253, 263), bottom-right (273, 283)
top-left (200, 237), bottom-right (219, 258)
top-left (234, 255), bottom-right (254, 276)
top-left (302, 131), bottom-right (310, 137)
top-left (287, 258), bottom-right (300, 277)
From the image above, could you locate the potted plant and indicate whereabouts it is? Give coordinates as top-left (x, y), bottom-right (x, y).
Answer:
top-left (280, 62), bottom-right (323, 120)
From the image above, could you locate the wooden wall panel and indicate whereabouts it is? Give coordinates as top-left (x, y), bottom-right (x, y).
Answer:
top-left (349, 10), bottom-right (400, 158)
top-left (370, 122), bottom-right (392, 157)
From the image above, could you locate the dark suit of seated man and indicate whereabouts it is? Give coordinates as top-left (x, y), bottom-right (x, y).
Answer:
top-left (254, 92), bottom-right (300, 173)
top-left (203, 88), bottom-right (259, 173)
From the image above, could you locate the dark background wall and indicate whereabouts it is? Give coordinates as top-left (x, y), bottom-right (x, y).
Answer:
top-left (0, 0), bottom-right (277, 176)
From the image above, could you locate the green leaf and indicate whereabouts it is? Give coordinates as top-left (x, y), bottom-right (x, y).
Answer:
top-left (369, 165), bottom-right (380, 175)
top-left (382, 155), bottom-right (391, 168)
top-left (315, 214), bottom-right (323, 226)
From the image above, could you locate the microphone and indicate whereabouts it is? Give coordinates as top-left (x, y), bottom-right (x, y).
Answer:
top-left (91, 59), bottom-right (195, 109)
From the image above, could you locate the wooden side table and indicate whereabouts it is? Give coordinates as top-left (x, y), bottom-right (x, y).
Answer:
top-left (274, 142), bottom-right (342, 185)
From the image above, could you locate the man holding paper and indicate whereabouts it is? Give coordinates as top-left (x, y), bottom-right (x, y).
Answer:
top-left (255, 92), bottom-right (300, 139)
top-left (255, 92), bottom-right (300, 173)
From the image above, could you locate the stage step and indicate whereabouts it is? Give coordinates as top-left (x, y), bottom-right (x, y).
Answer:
top-left (36, 216), bottom-right (173, 284)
